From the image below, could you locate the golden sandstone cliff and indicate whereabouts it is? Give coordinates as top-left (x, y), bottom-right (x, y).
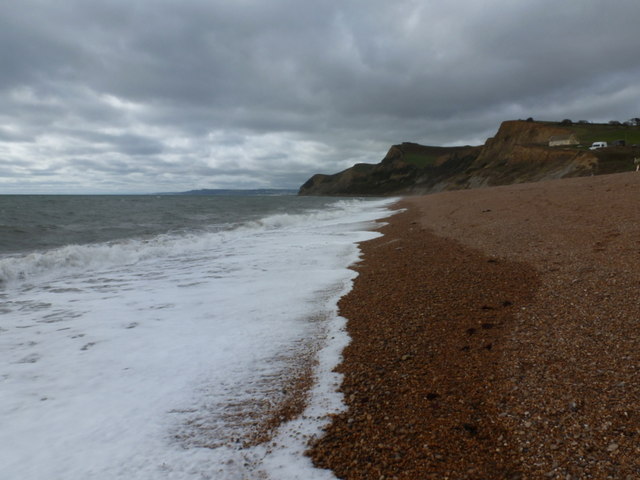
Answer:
top-left (298, 120), bottom-right (640, 196)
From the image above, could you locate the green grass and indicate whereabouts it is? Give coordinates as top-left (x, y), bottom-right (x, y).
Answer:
top-left (569, 123), bottom-right (640, 146)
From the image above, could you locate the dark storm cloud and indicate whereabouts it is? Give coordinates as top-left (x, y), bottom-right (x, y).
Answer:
top-left (1, 0), bottom-right (639, 193)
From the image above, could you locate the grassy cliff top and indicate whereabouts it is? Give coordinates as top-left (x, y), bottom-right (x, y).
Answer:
top-left (530, 120), bottom-right (640, 146)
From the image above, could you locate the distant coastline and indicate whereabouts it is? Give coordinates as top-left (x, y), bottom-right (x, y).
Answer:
top-left (161, 188), bottom-right (298, 196)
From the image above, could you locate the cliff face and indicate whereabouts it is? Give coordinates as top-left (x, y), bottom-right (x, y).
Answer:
top-left (298, 120), bottom-right (636, 196)
top-left (299, 143), bottom-right (482, 196)
top-left (476, 120), bottom-right (573, 164)
top-left (465, 121), bottom-right (598, 186)
top-left (298, 147), bottom-right (420, 196)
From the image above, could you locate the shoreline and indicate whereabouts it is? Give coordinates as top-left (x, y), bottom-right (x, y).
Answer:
top-left (308, 172), bottom-right (640, 479)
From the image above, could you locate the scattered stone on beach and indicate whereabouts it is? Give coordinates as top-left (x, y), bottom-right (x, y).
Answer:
top-left (308, 172), bottom-right (640, 479)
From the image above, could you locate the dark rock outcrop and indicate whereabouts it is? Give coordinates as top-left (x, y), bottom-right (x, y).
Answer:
top-left (299, 143), bottom-right (481, 196)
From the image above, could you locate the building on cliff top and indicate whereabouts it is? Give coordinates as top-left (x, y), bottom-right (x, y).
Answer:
top-left (549, 134), bottom-right (579, 147)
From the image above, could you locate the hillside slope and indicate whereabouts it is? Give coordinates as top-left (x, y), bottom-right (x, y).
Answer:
top-left (298, 120), bottom-right (640, 196)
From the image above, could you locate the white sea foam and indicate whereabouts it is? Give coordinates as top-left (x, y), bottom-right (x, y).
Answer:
top-left (0, 197), bottom-right (396, 480)
top-left (0, 199), bottom-right (385, 288)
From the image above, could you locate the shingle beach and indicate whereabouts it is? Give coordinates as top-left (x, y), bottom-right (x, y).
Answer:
top-left (309, 172), bottom-right (640, 479)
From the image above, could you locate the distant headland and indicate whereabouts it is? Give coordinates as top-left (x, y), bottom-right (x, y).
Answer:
top-left (298, 118), bottom-right (640, 196)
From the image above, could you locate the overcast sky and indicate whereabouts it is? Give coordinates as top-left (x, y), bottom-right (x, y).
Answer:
top-left (2, 0), bottom-right (640, 193)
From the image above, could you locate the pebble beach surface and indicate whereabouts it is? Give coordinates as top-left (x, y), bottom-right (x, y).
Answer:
top-left (309, 172), bottom-right (640, 479)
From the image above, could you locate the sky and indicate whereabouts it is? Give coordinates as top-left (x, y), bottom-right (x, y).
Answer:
top-left (1, 0), bottom-right (640, 194)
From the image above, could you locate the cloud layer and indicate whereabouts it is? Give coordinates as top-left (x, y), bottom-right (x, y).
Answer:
top-left (2, 0), bottom-right (639, 193)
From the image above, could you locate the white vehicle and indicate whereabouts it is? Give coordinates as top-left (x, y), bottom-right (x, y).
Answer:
top-left (589, 141), bottom-right (608, 150)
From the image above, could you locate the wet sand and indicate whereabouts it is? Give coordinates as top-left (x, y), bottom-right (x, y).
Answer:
top-left (309, 172), bottom-right (640, 479)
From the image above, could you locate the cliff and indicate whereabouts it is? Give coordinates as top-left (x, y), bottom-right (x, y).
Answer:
top-left (298, 120), bottom-right (640, 196)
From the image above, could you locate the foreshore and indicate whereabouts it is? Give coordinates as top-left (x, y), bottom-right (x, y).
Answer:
top-left (309, 172), bottom-right (640, 479)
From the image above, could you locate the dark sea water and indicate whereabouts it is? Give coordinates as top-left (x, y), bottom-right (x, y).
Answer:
top-left (0, 194), bottom-right (351, 254)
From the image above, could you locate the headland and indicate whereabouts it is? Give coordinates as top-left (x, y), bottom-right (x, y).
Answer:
top-left (299, 119), bottom-right (640, 196)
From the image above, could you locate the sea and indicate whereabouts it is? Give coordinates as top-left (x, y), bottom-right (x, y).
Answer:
top-left (0, 194), bottom-right (396, 480)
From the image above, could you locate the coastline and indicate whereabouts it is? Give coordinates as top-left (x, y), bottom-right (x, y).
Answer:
top-left (309, 172), bottom-right (640, 479)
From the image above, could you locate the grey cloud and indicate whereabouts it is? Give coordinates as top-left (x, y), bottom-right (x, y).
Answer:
top-left (71, 157), bottom-right (157, 176)
top-left (1, 0), bottom-right (639, 193)
top-left (58, 129), bottom-right (166, 156)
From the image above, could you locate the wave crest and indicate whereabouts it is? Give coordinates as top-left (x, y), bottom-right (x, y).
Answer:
top-left (0, 198), bottom-right (395, 288)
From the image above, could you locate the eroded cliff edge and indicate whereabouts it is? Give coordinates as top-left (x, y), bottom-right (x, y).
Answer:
top-left (298, 120), bottom-right (639, 196)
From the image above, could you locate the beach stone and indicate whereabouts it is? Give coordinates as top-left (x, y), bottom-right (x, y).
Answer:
top-left (308, 172), bottom-right (640, 479)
